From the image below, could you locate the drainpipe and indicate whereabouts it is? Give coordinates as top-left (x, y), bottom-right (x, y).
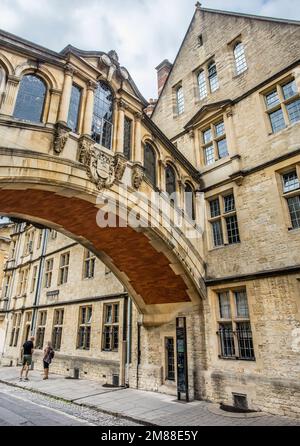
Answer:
top-left (30, 229), bottom-right (49, 336)
top-left (120, 294), bottom-right (128, 387)
top-left (125, 298), bottom-right (132, 386)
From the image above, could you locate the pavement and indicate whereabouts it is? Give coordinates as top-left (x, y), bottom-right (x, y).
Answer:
top-left (0, 366), bottom-right (299, 426)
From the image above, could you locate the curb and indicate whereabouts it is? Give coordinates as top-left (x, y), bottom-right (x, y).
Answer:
top-left (0, 378), bottom-right (157, 426)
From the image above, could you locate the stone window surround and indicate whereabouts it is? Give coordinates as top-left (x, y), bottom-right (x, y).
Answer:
top-left (83, 249), bottom-right (96, 280)
top-left (77, 305), bottom-right (92, 350)
top-left (58, 251), bottom-right (70, 286)
top-left (260, 74), bottom-right (300, 135)
top-left (206, 187), bottom-right (240, 251)
top-left (172, 81), bottom-right (184, 117)
top-left (276, 163), bottom-right (300, 231)
top-left (36, 310), bottom-right (47, 350)
top-left (211, 285), bottom-right (256, 362)
top-left (227, 34), bottom-right (248, 78)
top-left (52, 308), bottom-right (64, 351)
top-left (9, 312), bottom-right (22, 347)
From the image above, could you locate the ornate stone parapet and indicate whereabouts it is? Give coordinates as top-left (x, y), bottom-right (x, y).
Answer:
top-left (53, 121), bottom-right (71, 154)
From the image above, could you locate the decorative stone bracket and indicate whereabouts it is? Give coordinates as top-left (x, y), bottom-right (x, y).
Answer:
top-left (53, 121), bottom-right (71, 154)
top-left (132, 163), bottom-right (145, 190)
top-left (78, 136), bottom-right (127, 190)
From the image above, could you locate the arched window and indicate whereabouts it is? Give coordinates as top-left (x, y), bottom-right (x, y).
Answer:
top-left (234, 42), bottom-right (247, 75)
top-left (0, 66), bottom-right (6, 96)
top-left (144, 143), bottom-right (156, 187)
top-left (14, 74), bottom-right (46, 123)
top-left (165, 164), bottom-right (177, 203)
top-left (208, 61), bottom-right (219, 93)
top-left (92, 81), bottom-right (114, 149)
top-left (197, 70), bottom-right (207, 100)
top-left (184, 183), bottom-right (195, 220)
top-left (176, 86), bottom-right (184, 115)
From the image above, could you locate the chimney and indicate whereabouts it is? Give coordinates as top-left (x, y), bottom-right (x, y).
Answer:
top-left (156, 59), bottom-right (173, 97)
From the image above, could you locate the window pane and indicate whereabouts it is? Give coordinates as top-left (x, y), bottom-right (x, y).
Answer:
top-left (265, 90), bottom-right (280, 109)
top-left (203, 128), bottom-right (212, 144)
top-left (286, 99), bottom-right (300, 124)
top-left (235, 291), bottom-right (249, 318)
top-left (176, 87), bottom-right (184, 114)
top-left (282, 80), bottom-right (297, 100)
top-left (269, 108), bottom-right (285, 133)
top-left (212, 220), bottom-right (223, 246)
top-left (214, 121), bottom-right (225, 137)
top-left (123, 117), bottom-right (132, 160)
top-left (218, 292), bottom-right (231, 318)
top-left (14, 75), bottom-right (46, 123)
top-left (287, 196), bottom-right (300, 229)
top-left (226, 215), bottom-right (240, 244)
top-left (105, 305), bottom-right (112, 323)
top-left (282, 170), bottom-right (299, 192)
top-left (92, 82), bottom-right (113, 149)
top-left (208, 62), bottom-right (219, 92)
top-left (224, 194), bottom-right (235, 213)
top-left (165, 165), bottom-right (176, 196)
top-left (234, 42), bottom-right (247, 75)
top-left (144, 143), bottom-right (156, 186)
top-left (217, 138), bottom-right (228, 158)
top-left (67, 84), bottom-right (81, 132)
top-left (184, 183), bottom-right (195, 220)
top-left (204, 145), bottom-right (214, 165)
top-left (218, 323), bottom-right (235, 357)
top-left (236, 322), bottom-right (255, 359)
top-left (210, 198), bottom-right (220, 217)
top-left (198, 71), bottom-right (207, 100)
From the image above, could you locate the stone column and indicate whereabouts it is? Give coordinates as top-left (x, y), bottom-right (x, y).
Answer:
top-left (116, 99), bottom-right (126, 154)
top-left (82, 80), bottom-right (97, 136)
top-left (57, 65), bottom-right (74, 124)
top-left (159, 160), bottom-right (166, 192)
top-left (0, 75), bottom-right (20, 116)
top-left (134, 112), bottom-right (143, 164)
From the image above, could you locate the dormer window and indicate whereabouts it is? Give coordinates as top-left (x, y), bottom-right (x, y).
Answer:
top-left (234, 42), bottom-right (247, 75)
top-left (176, 86), bottom-right (184, 115)
top-left (208, 61), bottom-right (219, 93)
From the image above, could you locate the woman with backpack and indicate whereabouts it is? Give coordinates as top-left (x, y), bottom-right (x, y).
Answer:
top-left (43, 341), bottom-right (55, 380)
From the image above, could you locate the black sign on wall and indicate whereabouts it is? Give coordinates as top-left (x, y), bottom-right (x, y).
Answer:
top-left (176, 316), bottom-right (189, 402)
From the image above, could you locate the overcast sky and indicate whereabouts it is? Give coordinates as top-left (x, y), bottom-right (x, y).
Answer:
top-left (0, 0), bottom-right (299, 99)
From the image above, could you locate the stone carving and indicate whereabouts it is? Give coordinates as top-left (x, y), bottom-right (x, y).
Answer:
top-left (79, 137), bottom-right (128, 189)
top-left (115, 154), bottom-right (127, 182)
top-left (132, 164), bottom-right (144, 190)
top-left (53, 122), bottom-right (70, 154)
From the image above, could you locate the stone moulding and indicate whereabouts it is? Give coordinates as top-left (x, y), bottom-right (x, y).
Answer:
top-left (78, 136), bottom-right (127, 190)
top-left (53, 121), bottom-right (71, 154)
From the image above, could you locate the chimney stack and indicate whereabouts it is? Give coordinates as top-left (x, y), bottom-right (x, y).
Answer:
top-left (156, 59), bottom-right (173, 97)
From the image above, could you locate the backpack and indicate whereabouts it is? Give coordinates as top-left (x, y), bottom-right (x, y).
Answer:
top-left (50, 349), bottom-right (55, 359)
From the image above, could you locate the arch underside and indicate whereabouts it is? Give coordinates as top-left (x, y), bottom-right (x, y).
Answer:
top-left (0, 187), bottom-right (203, 322)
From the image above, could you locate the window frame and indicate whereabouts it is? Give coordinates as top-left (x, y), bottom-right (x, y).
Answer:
top-left (207, 190), bottom-right (240, 249)
top-left (77, 305), bottom-right (92, 350)
top-left (175, 85), bottom-right (184, 115)
top-left (58, 252), bottom-right (70, 286)
top-left (279, 165), bottom-right (300, 230)
top-left (67, 83), bottom-right (82, 133)
top-left (102, 302), bottom-right (120, 352)
top-left (83, 249), bottom-right (96, 279)
top-left (263, 77), bottom-right (300, 134)
top-left (200, 118), bottom-right (229, 166)
top-left (233, 41), bottom-right (247, 76)
top-left (52, 308), bottom-right (64, 351)
top-left (13, 73), bottom-right (47, 124)
top-left (35, 310), bottom-right (47, 350)
top-left (215, 288), bottom-right (255, 361)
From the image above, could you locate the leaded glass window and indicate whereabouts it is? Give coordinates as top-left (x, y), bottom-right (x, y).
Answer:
top-left (144, 143), bottom-right (156, 187)
top-left (184, 183), bottom-right (195, 220)
top-left (14, 75), bottom-right (46, 123)
top-left (176, 86), bottom-right (184, 115)
top-left (67, 84), bottom-right (81, 132)
top-left (197, 70), bottom-right (207, 100)
top-left (92, 81), bottom-right (113, 149)
top-left (234, 42), bottom-right (247, 75)
top-left (282, 170), bottom-right (299, 193)
top-left (123, 116), bottom-right (132, 160)
top-left (208, 61), bottom-right (219, 93)
top-left (165, 164), bottom-right (177, 201)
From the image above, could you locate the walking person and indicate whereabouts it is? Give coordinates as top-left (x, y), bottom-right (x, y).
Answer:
top-left (20, 336), bottom-right (35, 381)
top-left (43, 341), bottom-right (55, 380)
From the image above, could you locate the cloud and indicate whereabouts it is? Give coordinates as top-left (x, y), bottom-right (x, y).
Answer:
top-left (0, 0), bottom-right (299, 98)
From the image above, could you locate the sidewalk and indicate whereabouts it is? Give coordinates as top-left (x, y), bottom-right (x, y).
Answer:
top-left (0, 367), bottom-right (299, 426)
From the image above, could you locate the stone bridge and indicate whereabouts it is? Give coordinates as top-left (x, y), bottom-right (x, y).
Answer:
top-left (0, 30), bottom-right (205, 324)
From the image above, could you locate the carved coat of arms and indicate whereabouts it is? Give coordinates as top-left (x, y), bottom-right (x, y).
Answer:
top-left (88, 148), bottom-right (115, 190)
